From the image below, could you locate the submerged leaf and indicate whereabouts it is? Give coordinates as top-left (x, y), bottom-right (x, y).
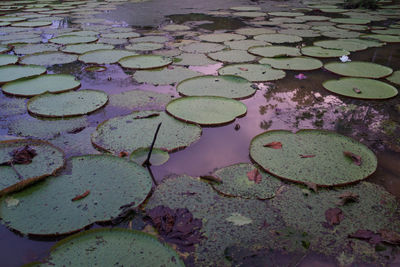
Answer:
top-left (343, 151), bottom-right (362, 166)
top-left (247, 169), bottom-right (262, 184)
top-left (379, 229), bottom-right (400, 245)
top-left (325, 207), bottom-right (343, 225)
top-left (263, 142), bottom-right (282, 149)
top-left (337, 192), bottom-right (359, 206)
top-left (10, 145), bottom-right (37, 165)
top-left (349, 230), bottom-right (382, 244)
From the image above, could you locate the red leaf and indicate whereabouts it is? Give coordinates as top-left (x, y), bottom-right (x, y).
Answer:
top-left (343, 151), bottom-right (362, 166)
top-left (118, 151), bottom-right (129, 158)
top-left (263, 142), bottom-right (282, 149)
top-left (71, 190), bottom-right (90, 201)
top-left (247, 169), bottom-right (262, 184)
top-left (239, 67), bottom-right (248, 71)
top-left (299, 154), bottom-right (315, 158)
top-left (325, 207), bottom-right (343, 225)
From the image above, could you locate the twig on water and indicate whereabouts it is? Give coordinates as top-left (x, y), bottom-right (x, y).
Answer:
top-left (142, 122), bottom-right (162, 186)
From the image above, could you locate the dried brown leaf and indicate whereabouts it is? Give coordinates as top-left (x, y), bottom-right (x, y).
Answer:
top-left (304, 181), bottom-right (318, 192)
top-left (325, 207), bottom-right (343, 225)
top-left (337, 191), bottom-right (359, 206)
top-left (343, 151), bottom-right (362, 166)
top-left (299, 154), bottom-right (315, 158)
top-left (71, 190), bottom-right (90, 201)
top-left (379, 229), bottom-right (400, 245)
top-left (263, 142), bottom-right (282, 149)
top-left (349, 229), bottom-right (382, 244)
top-left (247, 169), bottom-right (262, 184)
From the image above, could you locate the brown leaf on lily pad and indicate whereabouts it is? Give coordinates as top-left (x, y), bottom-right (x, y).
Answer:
top-left (379, 229), bottom-right (400, 245)
top-left (263, 142), bottom-right (282, 149)
top-left (353, 87), bottom-right (361, 94)
top-left (349, 229), bottom-right (382, 244)
top-left (71, 190), bottom-right (90, 201)
top-left (300, 154), bottom-right (315, 158)
top-left (239, 67), bottom-right (248, 71)
top-left (325, 207), bottom-right (343, 226)
top-left (10, 145), bottom-right (37, 165)
top-left (304, 181), bottom-right (318, 192)
top-left (337, 191), bottom-right (359, 206)
top-left (247, 169), bottom-right (262, 184)
top-left (343, 151), bottom-right (362, 166)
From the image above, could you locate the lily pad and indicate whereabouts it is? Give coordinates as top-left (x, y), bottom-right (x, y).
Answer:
top-left (179, 42), bottom-right (226, 53)
top-left (230, 6), bottom-right (261, 11)
top-left (20, 52), bottom-right (78, 66)
top-left (224, 40), bottom-right (269, 50)
top-left (133, 66), bottom-right (201, 85)
top-left (322, 78), bottom-right (398, 99)
top-left (130, 36), bottom-right (168, 44)
top-left (198, 33), bottom-right (246, 43)
top-left (2, 74), bottom-right (80, 97)
top-left (162, 24), bottom-right (190, 31)
top-left (130, 147), bottom-right (169, 166)
top-left (0, 139), bottom-right (65, 196)
top-left (109, 90), bottom-right (173, 110)
top-left (321, 29), bottom-right (361, 39)
top-left (207, 50), bottom-right (256, 63)
top-left (78, 49), bottom-right (137, 64)
top-left (27, 90), bottom-right (108, 118)
top-left (254, 33), bottom-right (302, 43)
top-left (232, 12), bottom-right (266, 18)
top-left (125, 42), bottom-right (164, 51)
top-left (342, 38), bottom-right (384, 48)
top-left (35, 228), bottom-right (184, 266)
top-left (0, 65), bottom-right (46, 84)
top-left (314, 39), bottom-right (368, 52)
top-left (0, 155), bottom-right (153, 235)
top-left (249, 129), bottom-right (378, 186)
top-left (212, 163), bottom-right (282, 199)
top-left (173, 53), bottom-right (218, 66)
top-left (91, 110), bottom-right (202, 153)
top-left (259, 56), bottom-right (323, 71)
top-left (387, 70), bottom-right (400, 85)
top-left (248, 45), bottom-right (301, 58)
top-left (360, 34), bottom-right (400, 43)
top-left (11, 21), bottom-right (52, 27)
top-left (235, 27), bottom-right (275, 36)
top-left (49, 35), bottom-right (98, 45)
top-left (279, 29), bottom-right (320, 37)
top-left (61, 43), bottom-right (114, 54)
top-left (218, 64), bottom-right (286, 82)
top-left (301, 46), bottom-right (349, 58)
top-left (269, 11), bottom-right (304, 17)
top-left (13, 43), bottom-right (59, 55)
top-left (100, 32), bottom-right (140, 39)
top-left (119, 55), bottom-right (172, 69)
top-left (0, 45), bottom-right (11, 53)
top-left (0, 54), bottom-right (18, 66)
top-left (324, 62), bottom-right (393, 79)
top-left (330, 18), bottom-right (371, 24)
top-left (166, 96), bottom-right (247, 126)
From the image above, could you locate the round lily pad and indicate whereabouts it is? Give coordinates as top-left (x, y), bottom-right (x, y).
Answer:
top-left (207, 50), bottom-right (256, 63)
top-left (0, 54), bottom-right (18, 66)
top-left (162, 24), bottom-right (190, 31)
top-left (279, 29), bottom-right (320, 37)
top-left (27, 90), bottom-right (108, 118)
top-left (343, 38), bottom-right (384, 48)
top-left (248, 45), bottom-right (301, 58)
top-left (360, 34), bottom-right (400, 43)
top-left (322, 78), bottom-right (398, 99)
top-left (11, 21), bottom-right (52, 27)
top-left (224, 40), bottom-right (269, 51)
top-left (254, 33), bottom-right (302, 43)
top-left (177, 75), bottom-right (256, 99)
top-left (212, 163), bottom-right (282, 199)
top-left (2, 74), bottom-right (81, 97)
top-left (324, 62), bottom-right (393, 79)
top-left (321, 29), bottom-right (361, 39)
top-left (100, 32), bottom-right (140, 39)
top-left (301, 46), bottom-right (349, 58)
top-left (109, 90), bottom-right (173, 110)
top-left (259, 56), bottom-right (323, 71)
top-left (13, 43), bottom-right (59, 55)
top-left (49, 35), bottom-right (98, 45)
top-left (268, 11), bottom-right (304, 17)
top-left (232, 12), bottom-right (266, 18)
top-left (130, 36), bottom-right (168, 44)
top-left (249, 129), bottom-right (378, 186)
top-left (78, 49), bottom-right (138, 64)
top-left (173, 53), bottom-right (218, 66)
top-left (314, 39), bottom-right (368, 52)
top-left (0, 139), bottom-right (65, 196)
top-left (218, 64), bottom-right (286, 82)
top-left (330, 18), bottom-right (370, 25)
top-left (235, 27), bottom-right (275, 36)
top-left (36, 228), bottom-right (184, 266)
top-left (91, 110), bottom-right (202, 154)
top-left (0, 65), bottom-right (46, 84)
top-left (119, 55), bottom-right (172, 70)
top-left (0, 45), bottom-right (11, 53)
top-left (20, 52), bottom-right (78, 66)
top-left (387, 70), bottom-right (400, 85)
top-left (133, 66), bottom-right (201, 85)
top-left (180, 42), bottom-right (226, 53)
top-left (130, 147), bottom-right (169, 166)
top-left (61, 43), bottom-right (114, 54)
top-left (125, 42), bottom-right (164, 51)
top-left (0, 155), bottom-right (153, 235)
top-left (337, 24), bottom-right (369, 31)
top-left (230, 6), bottom-right (261, 11)
top-left (198, 33), bottom-right (246, 43)
top-left (166, 96), bottom-right (247, 126)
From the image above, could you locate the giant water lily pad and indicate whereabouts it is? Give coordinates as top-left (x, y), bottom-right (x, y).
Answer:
top-left (235, 27), bottom-right (276, 36)
top-left (248, 46), bottom-right (301, 57)
top-left (130, 147), bottom-right (169, 166)
top-left (119, 55), bottom-right (172, 69)
top-left (254, 33), bottom-right (302, 43)
top-left (34, 228), bottom-right (184, 266)
top-left (207, 50), bottom-right (256, 63)
top-left (387, 70), bottom-right (400, 85)
top-left (61, 43), bottom-right (114, 54)
top-left (100, 32), bottom-right (140, 39)
top-left (0, 65), bottom-right (46, 84)
top-left (360, 34), bottom-right (400, 43)
top-left (249, 129), bottom-right (377, 186)
top-left (49, 35), bottom-right (98, 45)
top-left (314, 40), bottom-right (368, 52)
top-left (322, 78), bottom-right (398, 99)
top-left (259, 57), bottom-right (322, 71)
top-left (301, 46), bottom-right (349, 58)
top-left (179, 42), bottom-right (226, 53)
top-left (198, 33), bottom-right (246, 43)
top-left (218, 64), bottom-right (286, 82)
top-left (2, 74), bottom-right (80, 97)
top-left (330, 18), bottom-right (370, 24)
top-left (27, 90), bottom-right (108, 118)
top-left (224, 40), bottom-right (269, 51)
top-left (0, 155), bottom-right (153, 235)
top-left (166, 96), bottom-right (246, 126)
top-left (13, 43), bottom-right (59, 55)
top-left (0, 54), bottom-right (18, 66)
top-left (78, 49), bottom-right (137, 64)
top-left (212, 163), bottom-right (282, 199)
top-left (91, 110), bottom-right (202, 154)
top-left (173, 53), bottom-right (218, 66)
top-left (177, 75), bottom-right (256, 99)
top-left (11, 21), bottom-right (52, 27)
top-left (125, 42), bottom-right (164, 51)
top-left (109, 90), bottom-right (173, 110)
top-left (0, 139), bottom-right (65, 196)
top-left (20, 52), bottom-right (78, 66)
top-left (324, 62), bottom-right (393, 79)
top-left (133, 66), bottom-right (201, 85)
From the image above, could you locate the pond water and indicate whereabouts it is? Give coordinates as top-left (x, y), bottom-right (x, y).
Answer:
top-left (0, 0), bottom-right (400, 266)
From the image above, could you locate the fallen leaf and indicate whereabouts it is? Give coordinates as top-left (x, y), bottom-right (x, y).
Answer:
top-left (239, 67), bottom-right (248, 71)
top-left (134, 113), bottom-right (159, 119)
top-left (304, 181), bottom-right (318, 192)
top-left (263, 142), bottom-right (282, 149)
top-left (118, 151), bottom-right (129, 158)
top-left (200, 175), bottom-right (222, 184)
top-left (353, 87), bottom-right (361, 94)
top-left (247, 169), bottom-right (262, 184)
top-left (337, 191), bottom-right (359, 206)
top-left (343, 151), bottom-right (362, 166)
top-left (349, 229), bottom-right (382, 244)
top-left (300, 154), bottom-right (315, 158)
top-left (71, 190), bottom-right (90, 201)
top-left (226, 212), bottom-right (253, 226)
top-left (10, 145), bottom-right (37, 165)
top-left (379, 229), bottom-right (400, 245)
top-left (294, 73), bottom-right (307, 80)
top-left (325, 207), bottom-right (344, 225)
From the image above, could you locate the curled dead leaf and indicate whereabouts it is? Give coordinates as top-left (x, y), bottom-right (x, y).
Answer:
top-left (304, 181), bottom-right (318, 192)
top-left (300, 154), bottom-right (315, 158)
top-left (71, 190), bottom-right (90, 201)
top-left (200, 175), bottom-right (222, 184)
top-left (353, 87), bottom-right (361, 94)
top-left (337, 191), bottom-right (359, 206)
top-left (10, 145), bottom-right (37, 165)
top-left (343, 151), bottom-right (362, 166)
top-left (325, 207), bottom-right (343, 226)
top-left (239, 67), bottom-right (248, 71)
top-left (247, 169), bottom-right (262, 184)
top-left (263, 142), bottom-right (282, 149)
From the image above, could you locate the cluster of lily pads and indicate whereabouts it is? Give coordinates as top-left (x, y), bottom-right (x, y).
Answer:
top-left (0, 0), bottom-right (399, 266)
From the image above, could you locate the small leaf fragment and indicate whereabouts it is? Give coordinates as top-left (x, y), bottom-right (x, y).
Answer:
top-left (325, 207), bottom-right (343, 225)
top-left (300, 154), bottom-right (315, 158)
top-left (5, 197), bottom-right (19, 208)
top-left (379, 229), bottom-right (400, 245)
top-left (10, 145), bottom-right (37, 165)
top-left (239, 67), bottom-right (248, 71)
top-left (71, 190), bottom-right (90, 201)
top-left (353, 87), bottom-right (361, 94)
top-left (263, 142), bottom-right (282, 149)
top-left (343, 151), bottom-right (362, 166)
top-left (134, 113), bottom-right (160, 120)
top-left (247, 169), bottom-right (262, 184)
top-left (200, 175), bottom-right (222, 184)
top-left (226, 212), bottom-right (253, 226)
top-left (337, 191), bottom-right (359, 206)
top-left (304, 181), bottom-right (318, 192)
top-left (349, 229), bottom-right (382, 244)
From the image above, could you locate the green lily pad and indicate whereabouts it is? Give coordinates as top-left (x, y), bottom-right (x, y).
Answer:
top-left (27, 90), bottom-right (108, 118)
top-left (0, 139), bottom-right (65, 196)
top-left (100, 32), bottom-right (140, 39)
top-left (324, 62), bottom-right (393, 79)
top-left (337, 24), bottom-right (369, 31)
top-left (235, 27), bottom-right (276, 36)
top-left (0, 155), bottom-right (153, 235)
top-left (330, 18), bottom-right (370, 25)
top-left (0, 65), bottom-right (46, 84)
top-left (91, 110), bottom-right (202, 154)
top-left (61, 43), bottom-right (114, 54)
top-left (321, 29), bottom-right (361, 39)
top-left (342, 38), bottom-right (384, 48)
top-left (259, 56), bottom-right (323, 71)
top-left (248, 45), bottom-right (301, 57)
top-left (173, 53), bottom-right (218, 66)
top-left (232, 12), bottom-right (266, 18)
top-left (20, 52), bottom-right (78, 66)
top-left (218, 64), bottom-right (286, 82)
top-left (198, 33), bottom-right (246, 43)
top-left (301, 46), bottom-right (349, 58)
top-left (11, 21), bottom-right (52, 27)
top-left (230, 6), bottom-right (261, 11)
top-left (133, 66), bottom-right (201, 85)
top-left (179, 42), bottom-right (225, 53)
top-left (268, 11), bottom-right (304, 17)
top-left (109, 90), bottom-right (173, 110)
top-left (0, 54), bottom-right (18, 66)
top-left (166, 96), bottom-right (247, 126)
top-left (279, 29), bottom-right (320, 37)
top-left (130, 147), bottom-right (169, 166)
top-left (2, 74), bottom-right (80, 97)
top-left (249, 129), bottom-right (378, 186)
top-left (254, 33), bottom-right (302, 43)
top-left (78, 49), bottom-right (138, 64)
top-left (49, 35), bottom-right (98, 45)
top-left (0, 16), bottom-right (26, 22)
top-left (35, 228), bottom-right (184, 266)
top-left (296, 15), bottom-right (329, 21)
top-left (360, 34), bottom-right (400, 43)
top-left (212, 163), bottom-right (282, 199)
top-left (162, 24), bottom-right (190, 31)
top-left (224, 40), bottom-right (269, 51)
top-left (177, 75), bottom-right (256, 99)
top-left (58, 30), bottom-right (99, 37)
top-left (322, 77), bottom-right (398, 99)
top-left (125, 42), bottom-right (164, 51)
top-left (207, 50), bottom-right (256, 63)
top-left (13, 43), bottom-right (60, 55)
top-left (0, 45), bottom-right (11, 53)
top-left (130, 36), bottom-right (169, 43)
top-left (119, 55), bottom-right (172, 70)
top-left (98, 38), bottom-right (127, 45)
top-left (387, 70), bottom-right (400, 85)
top-left (314, 39), bottom-right (368, 52)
